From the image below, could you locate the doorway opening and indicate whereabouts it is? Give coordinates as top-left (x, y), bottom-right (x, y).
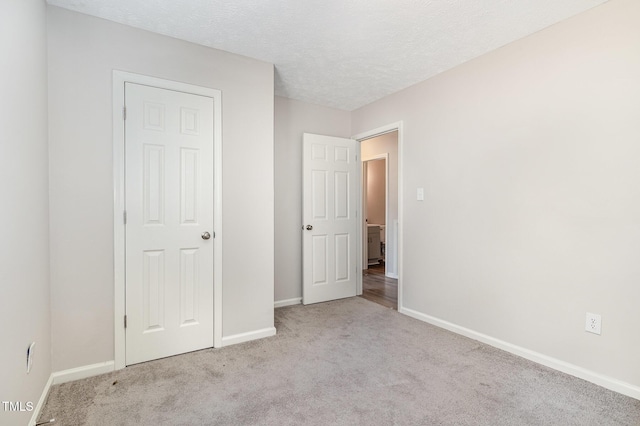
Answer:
top-left (359, 131), bottom-right (399, 309)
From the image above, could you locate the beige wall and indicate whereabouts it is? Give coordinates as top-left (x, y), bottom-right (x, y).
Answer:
top-left (274, 96), bottom-right (351, 302)
top-left (48, 6), bottom-right (274, 371)
top-left (365, 159), bottom-right (386, 225)
top-left (352, 0), bottom-right (640, 388)
top-left (0, 0), bottom-right (51, 423)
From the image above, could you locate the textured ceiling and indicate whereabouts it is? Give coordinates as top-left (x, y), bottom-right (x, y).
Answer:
top-left (47, 0), bottom-right (608, 111)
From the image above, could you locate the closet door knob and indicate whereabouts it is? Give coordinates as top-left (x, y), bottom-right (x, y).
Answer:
top-left (201, 231), bottom-right (211, 240)
top-left (305, 225), bottom-right (313, 231)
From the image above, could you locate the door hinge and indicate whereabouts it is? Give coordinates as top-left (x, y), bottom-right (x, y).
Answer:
top-left (122, 106), bottom-right (127, 121)
top-left (124, 315), bottom-right (127, 328)
top-left (123, 210), bottom-right (127, 224)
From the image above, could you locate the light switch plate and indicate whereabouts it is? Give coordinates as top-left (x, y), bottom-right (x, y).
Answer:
top-left (417, 188), bottom-right (424, 201)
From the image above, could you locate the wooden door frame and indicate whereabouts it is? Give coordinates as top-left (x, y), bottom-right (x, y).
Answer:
top-left (353, 122), bottom-right (403, 310)
top-left (112, 71), bottom-right (223, 369)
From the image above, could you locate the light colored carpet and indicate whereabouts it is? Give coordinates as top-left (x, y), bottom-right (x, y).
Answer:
top-left (39, 297), bottom-right (640, 425)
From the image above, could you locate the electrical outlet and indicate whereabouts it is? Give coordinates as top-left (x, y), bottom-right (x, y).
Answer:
top-left (585, 313), bottom-right (601, 335)
top-left (27, 342), bottom-right (36, 373)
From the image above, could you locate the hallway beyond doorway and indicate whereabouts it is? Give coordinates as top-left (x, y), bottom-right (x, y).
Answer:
top-left (360, 262), bottom-right (397, 309)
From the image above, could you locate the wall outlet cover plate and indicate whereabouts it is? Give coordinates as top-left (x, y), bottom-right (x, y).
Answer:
top-left (585, 312), bottom-right (601, 335)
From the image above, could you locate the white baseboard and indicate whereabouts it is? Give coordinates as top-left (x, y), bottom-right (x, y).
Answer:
top-left (29, 361), bottom-right (115, 425)
top-left (221, 327), bottom-right (277, 347)
top-left (274, 297), bottom-right (302, 308)
top-left (399, 307), bottom-right (640, 401)
top-left (386, 273), bottom-right (398, 279)
top-left (52, 360), bottom-right (115, 385)
top-left (28, 374), bottom-right (54, 426)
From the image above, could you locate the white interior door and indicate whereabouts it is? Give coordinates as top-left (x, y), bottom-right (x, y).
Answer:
top-left (302, 133), bottom-right (359, 305)
top-left (125, 82), bottom-right (214, 365)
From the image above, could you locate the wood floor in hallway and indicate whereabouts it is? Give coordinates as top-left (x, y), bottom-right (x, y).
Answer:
top-left (360, 262), bottom-right (397, 309)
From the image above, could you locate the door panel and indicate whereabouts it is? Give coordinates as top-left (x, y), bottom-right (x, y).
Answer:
top-left (303, 133), bottom-right (358, 304)
top-left (125, 83), bottom-right (214, 365)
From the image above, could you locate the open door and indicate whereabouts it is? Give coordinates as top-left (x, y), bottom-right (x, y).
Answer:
top-left (302, 133), bottom-right (359, 304)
